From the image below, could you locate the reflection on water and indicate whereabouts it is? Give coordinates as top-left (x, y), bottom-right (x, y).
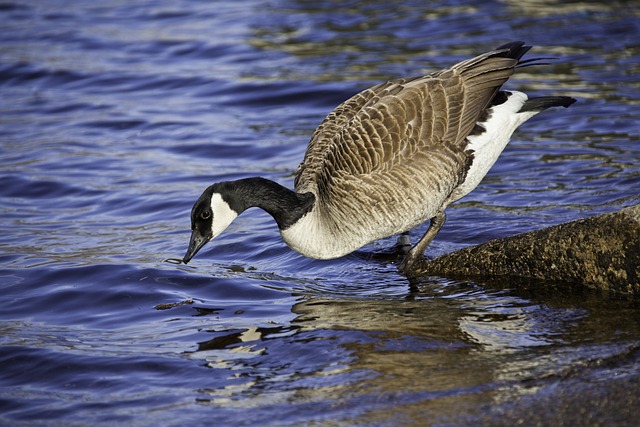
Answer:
top-left (181, 281), bottom-right (640, 424)
top-left (1, 0), bottom-right (640, 425)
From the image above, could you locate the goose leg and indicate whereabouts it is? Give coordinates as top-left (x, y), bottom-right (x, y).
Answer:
top-left (399, 210), bottom-right (446, 274)
top-left (395, 231), bottom-right (412, 255)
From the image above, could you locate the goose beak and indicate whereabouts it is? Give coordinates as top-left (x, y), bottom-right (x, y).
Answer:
top-left (183, 229), bottom-right (212, 264)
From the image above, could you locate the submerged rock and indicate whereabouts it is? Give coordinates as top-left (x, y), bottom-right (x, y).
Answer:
top-left (415, 204), bottom-right (640, 294)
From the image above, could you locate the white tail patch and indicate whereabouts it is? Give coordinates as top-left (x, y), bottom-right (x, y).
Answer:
top-left (451, 91), bottom-right (541, 202)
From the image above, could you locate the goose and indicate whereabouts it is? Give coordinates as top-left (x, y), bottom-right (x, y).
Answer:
top-left (182, 41), bottom-right (575, 273)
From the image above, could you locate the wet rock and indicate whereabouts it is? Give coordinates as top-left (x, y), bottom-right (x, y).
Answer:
top-left (415, 204), bottom-right (640, 294)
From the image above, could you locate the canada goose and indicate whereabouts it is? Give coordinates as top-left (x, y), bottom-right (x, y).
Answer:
top-left (182, 41), bottom-right (575, 273)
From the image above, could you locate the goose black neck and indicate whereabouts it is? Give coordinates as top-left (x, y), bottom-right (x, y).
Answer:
top-left (215, 177), bottom-right (315, 230)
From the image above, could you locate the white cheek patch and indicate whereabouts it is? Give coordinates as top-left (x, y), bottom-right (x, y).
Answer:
top-left (210, 193), bottom-right (238, 239)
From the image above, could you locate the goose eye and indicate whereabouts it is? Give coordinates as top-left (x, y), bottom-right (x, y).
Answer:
top-left (200, 210), bottom-right (211, 220)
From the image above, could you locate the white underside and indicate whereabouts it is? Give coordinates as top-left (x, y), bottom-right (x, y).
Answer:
top-left (281, 209), bottom-right (365, 259)
top-left (282, 91), bottom-right (543, 260)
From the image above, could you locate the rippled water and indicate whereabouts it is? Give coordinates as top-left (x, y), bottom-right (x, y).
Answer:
top-left (1, 0), bottom-right (640, 425)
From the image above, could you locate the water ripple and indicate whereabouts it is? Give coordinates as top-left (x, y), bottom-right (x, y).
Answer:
top-left (1, 0), bottom-right (639, 425)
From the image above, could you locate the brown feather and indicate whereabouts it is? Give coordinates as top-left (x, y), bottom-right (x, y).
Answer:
top-left (294, 42), bottom-right (530, 236)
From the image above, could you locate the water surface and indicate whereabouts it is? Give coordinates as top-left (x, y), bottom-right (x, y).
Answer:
top-left (1, 0), bottom-right (640, 425)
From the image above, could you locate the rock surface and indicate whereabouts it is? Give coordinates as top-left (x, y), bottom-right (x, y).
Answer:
top-left (415, 204), bottom-right (640, 294)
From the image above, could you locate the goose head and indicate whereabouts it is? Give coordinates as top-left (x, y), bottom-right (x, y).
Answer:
top-left (181, 177), bottom-right (315, 264)
top-left (183, 185), bottom-right (238, 264)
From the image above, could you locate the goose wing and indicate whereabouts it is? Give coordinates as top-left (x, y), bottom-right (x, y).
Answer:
top-left (295, 42), bottom-right (530, 231)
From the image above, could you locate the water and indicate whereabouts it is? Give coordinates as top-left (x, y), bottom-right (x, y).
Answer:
top-left (1, 0), bottom-right (639, 425)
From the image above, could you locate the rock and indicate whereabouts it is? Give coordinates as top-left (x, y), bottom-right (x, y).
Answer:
top-left (415, 204), bottom-right (640, 294)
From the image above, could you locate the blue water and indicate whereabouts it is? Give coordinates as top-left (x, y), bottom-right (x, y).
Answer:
top-left (1, 0), bottom-right (640, 425)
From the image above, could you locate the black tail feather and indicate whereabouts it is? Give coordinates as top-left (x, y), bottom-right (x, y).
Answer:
top-left (516, 57), bottom-right (556, 68)
top-left (494, 42), bottom-right (557, 68)
top-left (520, 96), bottom-right (576, 112)
top-left (494, 41), bottom-right (531, 62)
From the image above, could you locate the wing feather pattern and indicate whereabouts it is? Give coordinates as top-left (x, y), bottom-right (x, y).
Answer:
top-left (294, 42), bottom-right (530, 238)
